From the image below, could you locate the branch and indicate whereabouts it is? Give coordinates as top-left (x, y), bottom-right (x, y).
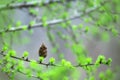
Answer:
top-left (0, 0), bottom-right (75, 11)
top-left (0, 50), bottom-right (110, 79)
top-left (0, 6), bottom-right (100, 34)
top-left (0, 50), bottom-right (53, 66)
top-left (0, 50), bottom-right (106, 68)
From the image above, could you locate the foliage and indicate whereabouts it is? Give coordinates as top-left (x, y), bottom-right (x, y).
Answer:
top-left (0, 0), bottom-right (119, 80)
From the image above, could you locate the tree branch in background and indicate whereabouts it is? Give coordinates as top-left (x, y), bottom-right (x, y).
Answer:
top-left (0, 1), bottom-right (119, 37)
top-left (0, 0), bottom-right (76, 11)
top-left (0, 6), bottom-right (101, 34)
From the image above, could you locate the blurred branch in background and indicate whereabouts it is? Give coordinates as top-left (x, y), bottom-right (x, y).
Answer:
top-left (0, 0), bottom-right (76, 11)
top-left (0, 1), bottom-right (109, 34)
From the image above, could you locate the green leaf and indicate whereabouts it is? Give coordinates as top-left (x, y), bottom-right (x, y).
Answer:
top-left (8, 50), bottom-right (16, 56)
top-left (29, 8), bottom-right (38, 16)
top-left (99, 72), bottom-right (105, 79)
top-left (42, 16), bottom-right (47, 22)
top-left (39, 57), bottom-right (44, 62)
top-left (78, 24), bottom-right (83, 28)
top-left (66, 21), bottom-right (71, 25)
top-left (8, 24), bottom-right (12, 29)
top-left (106, 69), bottom-right (113, 77)
top-left (61, 23), bottom-right (67, 28)
top-left (111, 28), bottom-right (118, 36)
top-left (4, 54), bottom-right (11, 62)
top-left (6, 63), bottom-right (12, 69)
top-left (37, 71), bottom-right (42, 78)
top-left (91, 27), bottom-right (99, 35)
top-left (30, 60), bottom-right (38, 69)
top-left (101, 32), bottom-right (110, 41)
top-left (106, 58), bottom-right (112, 66)
top-left (23, 51), bottom-right (29, 57)
top-left (2, 45), bottom-right (8, 51)
top-left (29, 21), bottom-right (35, 26)
top-left (84, 26), bottom-right (89, 33)
top-left (72, 25), bottom-right (77, 30)
top-left (65, 61), bottom-right (73, 68)
top-left (25, 69), bottom-right (32, 77)
top-left (89, 76), bottom-right (95, 80)
top-left (84, 17), bottom-right (92, 23)
top-left (61, 12), bottom-right (68, 19)
top-left (29, 29), bottom-right (34, 34)
top-left (88, 0), bottom-right (94, 7)
top-left (61, 59), bottom-right (66, 65)
top-left (63, 76), bottom-right (69, 80)
top-left (98, 12), bottom-right (112, 25)
top-left (95, 55), bottom-right (106, 65)
top-left (86, 57), bottom-right (92, 64)
top-left (71, 43), bottom-right (85, 55)
top-left (93, 0), bottom-right (101, 7)
top-left (22, 25), bottom-right (28, 30)
top-left (16, 21), bottom-right (21, 27)
top-left (49, 57), bottom-right (55, 64)
top-left (41, 16), bottom-right (48, 27)
top-left (16, 61), bottom-right (24, 71)
top-left (0, 60), bottom-right (2, 64)
top-left (61, 59), bottom-right (73, 68)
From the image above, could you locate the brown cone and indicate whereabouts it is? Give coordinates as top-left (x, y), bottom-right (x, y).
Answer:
top-left (38, 43), bottom-right (47, 58)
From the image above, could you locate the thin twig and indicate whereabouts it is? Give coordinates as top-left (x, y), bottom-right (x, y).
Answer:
top-left (0, 50), bottom-right (57, 67)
